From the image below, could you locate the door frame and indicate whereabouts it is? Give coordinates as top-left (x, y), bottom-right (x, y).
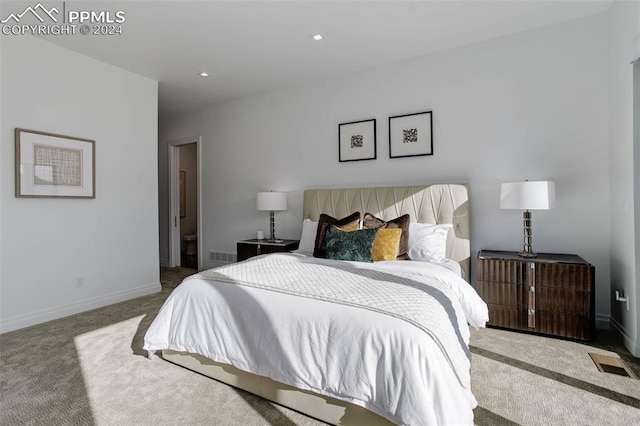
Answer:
top-left (168, 136), bottom-right (202, 268)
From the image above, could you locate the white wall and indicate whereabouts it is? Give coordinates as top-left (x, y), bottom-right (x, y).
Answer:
top-left (608, 0), bottom-right (640, 356)
top-left (159, 14), bottom-right (611, 323)
top-left (0, 17), bottom-right (4, 331)
top-left (635, 61), bottom-right (640, 356)
top-left (0, 35), bottom-right (160, 333)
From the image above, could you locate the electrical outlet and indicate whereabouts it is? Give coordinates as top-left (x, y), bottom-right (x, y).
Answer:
top-left (615, 290), bottom-right (629, 311)
top-left (76, 277), bottom-right (84, 288)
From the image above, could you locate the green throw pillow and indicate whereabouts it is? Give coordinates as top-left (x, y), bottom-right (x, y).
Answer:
top-left (320, 226), bottom-right (378, 263)
top-left (313, 212), bottom-right (361, 258)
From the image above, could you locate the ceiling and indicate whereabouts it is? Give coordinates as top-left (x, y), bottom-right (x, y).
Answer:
top-left (8, 0), bottom-right (613, 118)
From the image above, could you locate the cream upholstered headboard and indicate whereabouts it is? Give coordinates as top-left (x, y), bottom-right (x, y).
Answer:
top-left (302, 184), bottom-right (471, 281)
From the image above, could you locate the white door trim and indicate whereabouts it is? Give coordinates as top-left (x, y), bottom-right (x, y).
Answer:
top-left (168, 136), bottom-right (202, 269)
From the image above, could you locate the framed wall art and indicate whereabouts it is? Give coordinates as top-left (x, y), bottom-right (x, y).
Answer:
top-left (338, 118), bottom-right (376, 162)
top-left (388, 111), bottom-right (433, 158)
top-left (15, 128), bottom-right (95, 198)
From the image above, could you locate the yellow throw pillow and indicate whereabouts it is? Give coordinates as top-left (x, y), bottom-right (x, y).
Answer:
top-left (371, 228), bottom-right (403, 262)
top-left (363, 213), bottom-right (410, 260)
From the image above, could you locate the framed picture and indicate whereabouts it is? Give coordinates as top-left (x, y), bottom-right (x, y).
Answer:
top-left (338, 119), bottom-right (376, 162)
top-left (388, 111), bottom-right (433, 158)
top-left (179, 170), bottom-right (186, 217)
top-left (15, 128), bottom-right (95, 198)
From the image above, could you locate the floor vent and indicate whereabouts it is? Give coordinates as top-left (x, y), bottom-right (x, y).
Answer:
top-left (589, 353), bottom-right (638, 379)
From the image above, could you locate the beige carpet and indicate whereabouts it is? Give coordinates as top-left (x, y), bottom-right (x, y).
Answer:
top-left (0, 268), bottom-right (323, 426)
top-left (1, 267), bottom-right (638, 425)
top-left (470, 328), bottom-right (640, 425)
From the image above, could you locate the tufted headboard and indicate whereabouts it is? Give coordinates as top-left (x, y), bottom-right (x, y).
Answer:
top-left (302, 184), bottom-right (471, 282)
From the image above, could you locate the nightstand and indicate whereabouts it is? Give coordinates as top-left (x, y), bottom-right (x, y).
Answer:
top-left (477, 250), bottom-right (595, 341)
top-left (236, 239), bottom-right (300, 262)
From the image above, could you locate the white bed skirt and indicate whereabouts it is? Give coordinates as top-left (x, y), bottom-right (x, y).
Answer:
top-left (162, 349), bottom-right (393, 425)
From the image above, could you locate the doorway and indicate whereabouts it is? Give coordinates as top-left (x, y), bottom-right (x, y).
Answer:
top-left (168, 136), bottom-right (201, 269)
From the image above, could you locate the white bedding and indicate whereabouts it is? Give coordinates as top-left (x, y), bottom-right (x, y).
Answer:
top-left (144, 253), bottom-right (488, 425)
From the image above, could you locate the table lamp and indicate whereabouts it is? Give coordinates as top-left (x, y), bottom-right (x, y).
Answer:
top-left (256, 191), bottom-right (287, 242)
top-left (500, 180), bottom-right (555, 257)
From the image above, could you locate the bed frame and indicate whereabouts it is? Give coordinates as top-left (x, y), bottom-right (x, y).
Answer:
top-left (163, 184), bottom-right (470, 425)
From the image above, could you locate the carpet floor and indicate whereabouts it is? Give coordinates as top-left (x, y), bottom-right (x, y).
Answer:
top-left (1, 267), bottom-right (638, 425)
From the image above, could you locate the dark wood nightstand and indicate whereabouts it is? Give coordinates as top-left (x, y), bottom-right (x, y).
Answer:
top-left (477, 250), bottom-right (595, 341)
top-left (236, 239), bottom-right (300, 262)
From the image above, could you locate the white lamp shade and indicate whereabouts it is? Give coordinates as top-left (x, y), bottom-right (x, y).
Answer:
top-left (500, 181), bottom-right (555, 210)
top-left (256, 191), bottom-right (287, 211)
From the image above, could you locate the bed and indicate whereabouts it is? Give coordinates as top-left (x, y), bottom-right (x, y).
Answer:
top-left (144, 184), bottom-right (488, 425)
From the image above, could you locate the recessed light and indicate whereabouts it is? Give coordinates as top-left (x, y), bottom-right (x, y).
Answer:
top-left (199, 72), bottom-right (209, 77)
top-left (312, 34), bottom-right (323, 41)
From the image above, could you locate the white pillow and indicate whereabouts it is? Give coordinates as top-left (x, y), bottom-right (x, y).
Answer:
top-left (293, 219), bottom-right (318, 254)
top-left (408, 223), bottom-right (453, 261)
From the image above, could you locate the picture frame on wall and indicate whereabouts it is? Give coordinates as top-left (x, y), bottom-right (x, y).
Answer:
top-left (388, 111), bottom-right (433, 158)
top-left (15, 128), bottom-right (96, 198)
top-left (338, 118), bottom-right (376, 162)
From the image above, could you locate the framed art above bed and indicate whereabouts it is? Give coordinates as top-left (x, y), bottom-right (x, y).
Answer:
top-left (338, 119), bottom-right (376, 162)
top-left (388, 111), bottom-right (433, 158)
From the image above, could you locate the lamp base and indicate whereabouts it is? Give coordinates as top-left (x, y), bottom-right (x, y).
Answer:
top-left (518, 251), bottom-right (538, 258)
top-left (519, 210), bottom-right (537, 258)
top-left (265, 239), bottom-right (284, 243)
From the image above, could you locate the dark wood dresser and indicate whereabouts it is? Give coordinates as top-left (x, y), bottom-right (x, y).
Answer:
top-left (477, 250), bottom-right (595, 341)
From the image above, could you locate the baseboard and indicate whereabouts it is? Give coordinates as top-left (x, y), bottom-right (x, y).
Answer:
top-left (610, 316), bottom-right (640, 357)
top-left (159, 258), bottom-right (170, 267)
top-left (595, 314), bottom-right (611, 330)
top-left (0, 281), bottom-right (162, 334)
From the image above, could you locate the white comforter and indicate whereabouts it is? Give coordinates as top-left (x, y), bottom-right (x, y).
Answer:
top-left (144, 253), bottom-right (488, 426)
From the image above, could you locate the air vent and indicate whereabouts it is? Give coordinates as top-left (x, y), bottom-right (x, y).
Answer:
top-left (208, 251), bottom-right (237, 263)
top-left (589, 353), bottom-right (638, 379)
